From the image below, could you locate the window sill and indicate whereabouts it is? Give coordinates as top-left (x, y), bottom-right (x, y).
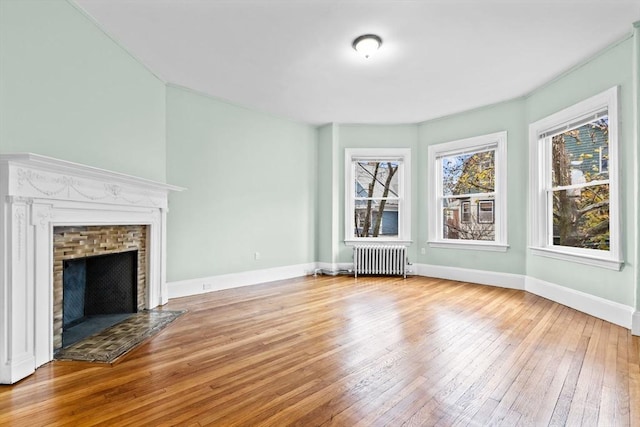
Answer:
top-left (345, 239), bottom-right (412, 247)
top-left (529, 246), bottom-right (623, 271)
top-left (428, 241), bottom-right (509, 252)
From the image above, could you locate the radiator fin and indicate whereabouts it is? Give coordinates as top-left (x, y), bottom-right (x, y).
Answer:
top-left (353, 245), bottom-right (407, 278)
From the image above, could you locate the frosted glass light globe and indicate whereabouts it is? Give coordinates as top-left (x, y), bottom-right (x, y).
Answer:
top-left (352, 34), bottom-right (382, 59)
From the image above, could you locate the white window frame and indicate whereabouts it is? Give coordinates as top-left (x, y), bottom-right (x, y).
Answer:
top-left (528, 86), bottom-right (621, 270)
top-left (345, 148), bottom-right (411, 246)
top-left (427, 131), bottom-right (508, 251)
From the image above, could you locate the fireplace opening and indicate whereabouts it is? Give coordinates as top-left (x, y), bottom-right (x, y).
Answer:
top-left (61, 250), bottom-right (138, 348)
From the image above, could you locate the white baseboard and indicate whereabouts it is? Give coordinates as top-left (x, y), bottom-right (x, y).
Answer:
top-left (632, 311), bottom-right (640, 336)
top-left (167, 261), bottom-right (638, 334)
top-left (167, 263), bottom-right (317, 299)
top-left (524, 276), bottom-right (634, 329)
top-left (0, 354), bottom-right (35, 385)
top-left (414, 263), bottom-right (525, 290)
top-left (414, 263), bottom-right (635, 331)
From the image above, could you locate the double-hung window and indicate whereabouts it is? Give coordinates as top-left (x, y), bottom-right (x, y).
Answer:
top-left (529, 86), bottom-right (621, 270)
top-left (428, 131), bottom-right (508, 251)
top-left (345, 148), bottom-right (411, 245)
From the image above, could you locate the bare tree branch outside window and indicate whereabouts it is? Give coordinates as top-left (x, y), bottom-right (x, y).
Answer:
top-left (354, 161), bottom-right (399, 237)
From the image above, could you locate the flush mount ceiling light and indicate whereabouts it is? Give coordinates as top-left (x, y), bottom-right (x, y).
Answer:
top-left (352, 34), bottom-right (382, 59)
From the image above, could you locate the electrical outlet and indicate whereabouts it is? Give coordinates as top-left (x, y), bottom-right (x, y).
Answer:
top-left (203, 283), bottom-right (213, 290)
top-left (254, 252), bottom-right (261, 260)
top-left (421, 247), bottom-right (426, 255)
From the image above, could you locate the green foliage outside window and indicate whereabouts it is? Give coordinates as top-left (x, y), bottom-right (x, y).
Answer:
top-left (551, 118), bottom-right (609, 250)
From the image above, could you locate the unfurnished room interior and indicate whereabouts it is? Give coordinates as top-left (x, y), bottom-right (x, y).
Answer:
top-left (1, 0), bottom-right (640, 425)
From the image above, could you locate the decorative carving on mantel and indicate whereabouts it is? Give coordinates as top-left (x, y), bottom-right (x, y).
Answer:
top-left (14, 209), bottom-right (25, 261)
top-left (32, 205), bottom-right (53, 229)
top-left (6, 195), bottom-right (34, 204)
top-left (16, 167), bottom-right (162, 207)
top-left (17, 168), bottom-right (75, 197)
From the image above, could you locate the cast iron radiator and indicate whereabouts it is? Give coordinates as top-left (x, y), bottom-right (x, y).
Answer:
top-left (353, 245), bottom-right (407, 278)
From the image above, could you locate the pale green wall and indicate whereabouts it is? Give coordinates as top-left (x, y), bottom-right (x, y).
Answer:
top-left (165, 85), bottom-right (317, 281)
top-left (525, 37), bottom-right (636, 306)
top-left (335, 124), bottom-right (420, 263)
top-left (316, 124), bottom-right (338, 264)
top-left (0, 0), bottom-right (166, 181)
top-left (417, 99), bottom-right (528, 275)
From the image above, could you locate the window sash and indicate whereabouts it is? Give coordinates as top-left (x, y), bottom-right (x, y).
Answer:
top-left (538, 109), bottom-right (608, 140)
top-left (546, 187), bottom-right (610, 250)
top-left (439, 146), bottom-right (497, 239)
top-left (352, 156), bottom-right (403, 162)
top-left (439, 150), bottom-right (496, 197)
top-left (435, 144), bottom-right (497, 159)
top-left (345, 148), bottom-right (411, 244)
top-left (442, 191), bottom-right (496, 201)
top-left (548, 179), bottom-right (609, 193)
top-left (355, 197), bottom-right (401, 201)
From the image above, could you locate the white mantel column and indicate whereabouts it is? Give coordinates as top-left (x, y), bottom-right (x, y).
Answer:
top-left (1, 196), bottom-right (36, 383)
top-left (31, 201), bottom-right (54, 367)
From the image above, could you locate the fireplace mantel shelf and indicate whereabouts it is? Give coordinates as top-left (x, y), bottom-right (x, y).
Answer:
top-left (0, 153), bottom-right (184, 384)
top-left (1, 153), bottom-right (184, 209)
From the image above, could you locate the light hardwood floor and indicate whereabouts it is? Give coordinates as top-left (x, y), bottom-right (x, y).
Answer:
top-left (1, 275), bottom-right (639, 426)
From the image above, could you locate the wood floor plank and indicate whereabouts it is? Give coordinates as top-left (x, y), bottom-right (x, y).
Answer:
top-left (530, 306), bottom-right (584, 424)
top-left (0, 275), bottom-right (638, 426)
top-left (629, 332), bottom-right (640, 426)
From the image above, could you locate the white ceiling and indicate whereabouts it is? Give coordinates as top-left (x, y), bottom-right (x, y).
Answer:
top-left (72, 0), bottom-right (640, 125)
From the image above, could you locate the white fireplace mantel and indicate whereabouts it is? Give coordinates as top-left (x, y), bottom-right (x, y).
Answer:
top-left (0, 153), bottom-right (184, 384)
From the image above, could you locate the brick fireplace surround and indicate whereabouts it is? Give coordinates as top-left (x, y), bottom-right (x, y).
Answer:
top-left (0, 154), bottom-right (182, 384)
top-left (53, 225), bottom-right (148, 350)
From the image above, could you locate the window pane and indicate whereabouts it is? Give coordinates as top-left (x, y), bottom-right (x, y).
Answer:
top-left (355, 161), bottom-right (399, 198)
top-left (600, 146), bottom-right (608, 174)
top-left (442, 151), bottom-right (495, 196)
top-left (477, 200), bottom-right (494, 224)
top-left (552, 184), bottom-right (609, 250)
top-left (442, 199), bottom-right (495, 241)
top-left (354, 202), bottom-right (398, 238)
top-left (461, 201), bottom-right (471, 223)
top-left (551, 116), bottom-right (609, 187)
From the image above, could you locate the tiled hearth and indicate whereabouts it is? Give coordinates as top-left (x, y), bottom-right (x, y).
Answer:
top-left (55, 309), bottom-right (185, 363)
top-left (0, 153), bottom-right (183, 384)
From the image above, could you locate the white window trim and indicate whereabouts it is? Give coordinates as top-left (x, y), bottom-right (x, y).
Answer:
top-left (427, 131), bottom-right (508, 252)
top-left (528, 86), bottom-right (622, 271)
top-left (344, 148), bottom-right (411, 246)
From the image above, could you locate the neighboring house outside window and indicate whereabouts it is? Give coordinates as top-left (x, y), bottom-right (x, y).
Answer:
top-left (461, 201), bottom-right (471, 223)
top-left (345, 148), bottom-right (411, 245)
top-left (528, 86), bottom-right (621, 270)
top-left (428, 131), bottom-right (508, 251)
top-left (477, 200), bottom-right (495, 224)
top-left (599, 146), bottom-right (609, 174)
